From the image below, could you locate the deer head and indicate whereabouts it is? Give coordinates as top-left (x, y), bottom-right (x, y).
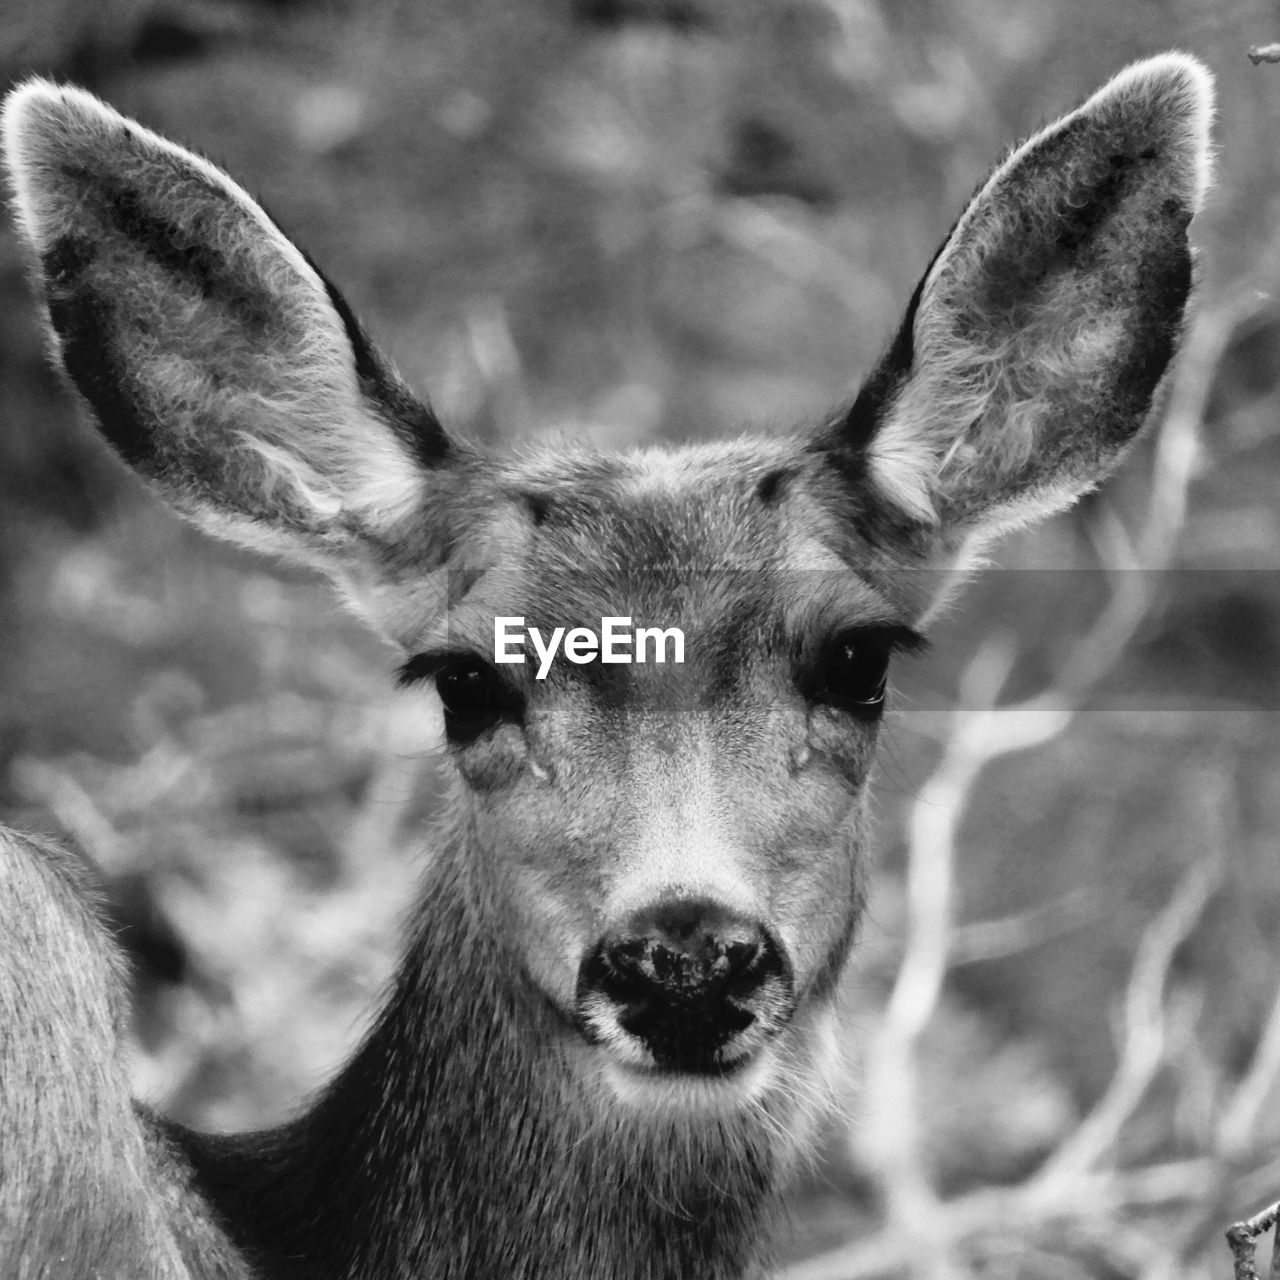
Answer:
top-left (1, 56), bottom-right (1212, 1124)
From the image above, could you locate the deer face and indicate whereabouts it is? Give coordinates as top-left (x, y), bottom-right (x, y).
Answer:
top-left (3, 61), bottom-right (1211, 1111)
top-left (392, 442), bottom-right (928, 1102)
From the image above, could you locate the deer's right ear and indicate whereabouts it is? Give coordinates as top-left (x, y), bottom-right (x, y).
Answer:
top-left (2, 80), bottom-right (475, 620)
top-left (816, 54), bottom-right (1213, 556)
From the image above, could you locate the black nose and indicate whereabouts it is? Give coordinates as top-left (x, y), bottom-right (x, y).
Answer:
top-left (577, 898), bottom-right (790, 1073)
top-left (604, 900), bottom-right (768, 1001)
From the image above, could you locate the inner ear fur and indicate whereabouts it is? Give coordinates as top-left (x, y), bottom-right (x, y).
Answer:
top-left (822, 53), bottom-right (1214, 545)
top-left (1, 79), bottom-right (470, 575)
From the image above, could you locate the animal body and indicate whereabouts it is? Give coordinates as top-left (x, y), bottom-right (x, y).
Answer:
top-left (0, 54), bottom-right (1213, 1280)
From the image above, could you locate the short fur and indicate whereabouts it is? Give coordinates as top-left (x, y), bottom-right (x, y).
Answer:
top-left (0, 58), bottom-right (1212, 1279)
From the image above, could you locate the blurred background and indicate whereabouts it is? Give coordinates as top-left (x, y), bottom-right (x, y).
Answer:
top-left (3, 1), bottom-right (1280, 1276)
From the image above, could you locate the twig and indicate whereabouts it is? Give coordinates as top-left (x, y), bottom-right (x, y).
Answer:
top-left (1226, 1201), bottom-right (1280, 1279)
top-left (9, 757), bottom-right (131, 875)
top-left (1027, 860), bottom-right (1218, 1200)
top-left (949, 888), bottom-right (1094, 966)
top-left (1248, 45), bottom-right (1280, 66)
top-left (1220, 986), bottom-right (1280, 1164)
top-left (860, 638), bottom-right (1072, 1262)
top-left (779, 1157), bottom-right (1223, 1280)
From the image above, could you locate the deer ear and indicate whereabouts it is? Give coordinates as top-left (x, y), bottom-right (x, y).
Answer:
top-left (1, 79), bottom-right (471, 581)
top-left (820, 54), bottom-right (1213, 547)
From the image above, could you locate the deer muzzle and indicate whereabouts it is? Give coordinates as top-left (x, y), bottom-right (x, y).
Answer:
top-left (576, 897), bottom-right (794, 1076)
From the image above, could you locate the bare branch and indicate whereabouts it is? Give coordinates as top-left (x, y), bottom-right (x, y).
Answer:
top-left (949, 889), bottom-right (1095, 966)
top-left (1227, 1201), bottom-right (1280, 1280)
top-left (1220, 983), bottom-right (1280, 1164)
top-left (860, 639), bottom-right (1076, 1262)
top-left (779, 1158), bottom-right (1220, 1280)
top-left (10, 756), bottom-right (132, 875)
top-left (1028, 860), bottom-right (1218, 1198)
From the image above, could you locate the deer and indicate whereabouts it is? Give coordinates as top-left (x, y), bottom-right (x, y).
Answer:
top-left (0, 54), bottom-right (1213, 1280)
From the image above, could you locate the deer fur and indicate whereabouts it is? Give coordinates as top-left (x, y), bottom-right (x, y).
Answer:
top-left (0, 54), bottom-right (1213, 1280)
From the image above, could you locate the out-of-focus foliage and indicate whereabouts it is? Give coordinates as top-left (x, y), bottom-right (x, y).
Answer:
top-left (4, 1), bottom-right (1280, 1275)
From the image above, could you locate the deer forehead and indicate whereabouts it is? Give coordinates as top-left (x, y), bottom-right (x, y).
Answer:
top-left (405, 440), bottom-right (912, 654)
top-left (498, 439), bottom-right (819, 564)
top-left (497, 439), bottom-right (917, 586)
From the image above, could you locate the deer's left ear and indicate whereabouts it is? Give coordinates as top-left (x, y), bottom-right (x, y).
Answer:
top-left (817, 53), bottom-right (1214, 547)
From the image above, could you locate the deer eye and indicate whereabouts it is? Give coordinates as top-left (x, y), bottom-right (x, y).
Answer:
top-left (397, 651), bottom-right (524, 744)
top-left (809, 631), bottom-right (891, 720)
top-left (433, 657), bottom-right (521, 742)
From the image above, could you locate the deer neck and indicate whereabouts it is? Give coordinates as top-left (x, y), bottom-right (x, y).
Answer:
top-left (190, 837), bottom-right (785, 1280)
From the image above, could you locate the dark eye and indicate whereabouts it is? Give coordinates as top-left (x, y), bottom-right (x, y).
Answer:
top-left (434, 656), bottom-right (520, 742)
top-left (810, 631), bottom-right (891, 719)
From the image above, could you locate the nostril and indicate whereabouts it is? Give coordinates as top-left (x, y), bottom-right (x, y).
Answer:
top-left (721, 937), bottom-right (767, 994)
top-left (597, 923), bottom-right (773, 1006)
top-left (723, 938), bottom-right (761, 975)
top-left (601, 936), bottom-right (710, 1000)
top-left (599, 938), bottom-right (663, 1000)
